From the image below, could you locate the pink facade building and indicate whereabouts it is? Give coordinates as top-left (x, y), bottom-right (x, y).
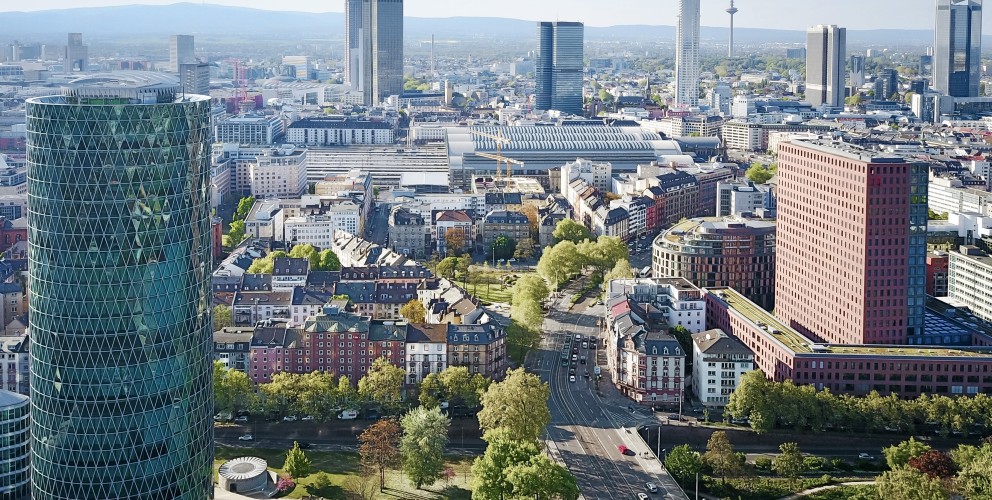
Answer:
top-left (775, 140), bottom-right (927, 345)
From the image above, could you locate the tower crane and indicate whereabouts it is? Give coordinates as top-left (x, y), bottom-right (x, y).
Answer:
top-left (470, 129), bottom-right (525, 180)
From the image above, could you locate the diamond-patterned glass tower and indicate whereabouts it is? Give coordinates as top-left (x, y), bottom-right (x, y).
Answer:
top-left (25, 72), bottom-right (214, 499)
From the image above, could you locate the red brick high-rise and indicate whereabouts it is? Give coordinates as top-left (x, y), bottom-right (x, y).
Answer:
top-left (775, 140), bottom-right (927, 345)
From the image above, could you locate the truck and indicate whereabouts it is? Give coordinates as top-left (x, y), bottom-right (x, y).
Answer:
top-left (593, 366), bottom-right (601, 375)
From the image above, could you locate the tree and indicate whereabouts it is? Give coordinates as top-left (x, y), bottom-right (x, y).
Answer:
top-left (435, 257), bottom-right (459, 280)
top-left (773, 442), bottom-right (805, 479)
top-left (669, 325), bottom-right (693, 369)
top-left (337, 375), bottom-right (357, 406)
top-left (358, 358), bottom-right (406, 406)
top-left (665, 444), bottom-right (704, 485)
top-left (399, 299), bottom-right (426, 323)
top-left (477, 368), bottom-right (550, 443)
top-left (213, 305), bottom-right (233, 330)
top-left (520, 204), bottom-right (540, 238)
top-left (213, 361), bottom-right (257, 414)
top-left (317, 248), bottom-right (342, 271)
top-left (884, 437), bottom-right (932, 469)
top-left (956, 444), bottom-right (992, 498)
top-left (289, 243), bottom-right (320, 269)
top-left (359, 418), bottom-right (401, 491)
top-left (490, 235), bottom-right (515, 260)
top-left (875, 467), bottom-right (948, 500)
top-left (745, 163), bottom-right (777, 184)
top-left (908, 450), bottom-right (956, 479)
top-left (228, 220), bottom-right (246, 246)
top-left (400, 406), bottom-right (450, 489)
top-left (726, 370), bottom-right (777, 434)
top-left (552, 218), bottom-right (593, 244)
top-left (703, 431), bottom-right (745, 484)
top-left (284, 441), bottom-right (313, 479)
top-left (234, 196), bottom-right (256, 221)
top-left (602, 258), bottom-right (634, 285)
top-left (247, 250), bottom-right (288, 274)
top-left (471, 428), bottom-right (541, 500)
top-left (343, 469), bottom-right (380, 500)
top-left (419, 373), bottom-right (444, 408)
top-left (444, 227), bottom-right (467, 255)
top-left (295, 371), bottom-right (338, 419)
top-left (506, 453), bottom-right (580, 500)
top-left (579, 236), bottom-right (628, 273)
top-left (514, 237), bottom-right (536, 260)
top-left (537, 241), bottom-right (584, 290)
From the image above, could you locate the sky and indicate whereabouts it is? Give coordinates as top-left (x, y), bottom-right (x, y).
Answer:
top-left (3, 1), bottom-right (963, 31)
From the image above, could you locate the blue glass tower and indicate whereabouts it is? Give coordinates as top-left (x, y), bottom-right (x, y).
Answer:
top-left (25, 73), bottom-right (214, 499)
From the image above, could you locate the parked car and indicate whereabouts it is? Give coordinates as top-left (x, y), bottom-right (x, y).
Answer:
top-left (233, 416), bottom-right (249, 424)
top-left (238, 434), bottom-right (253, 441)
top-left (282, 415), bottom-right (298, 422)
top-left (365, 411), bottom-right (381, 421)
top-left (301, 415), bottom-right (315, 421)
top-left (337, 410), bottom-right (358, 420)
top-left (214, 412), bottom-right (232, 422)
top-left (859, 453), bottom-right (875, 460)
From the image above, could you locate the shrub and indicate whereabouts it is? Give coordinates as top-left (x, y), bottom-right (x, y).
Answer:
top-left (819, 474), bottom-right (833, 485)
top-left (754, 457), bottom-right (773, 470)
top-left (804, 456), bottom-right (827, 471)
top-left (276, 476), bottom-right (296, 494)
top-left (831, 458), bottom-right (852, 472)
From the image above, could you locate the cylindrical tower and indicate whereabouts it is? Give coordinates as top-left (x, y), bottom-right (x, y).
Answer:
top-left (0, 391), bottom-right (30, 499)
top-left (26, 72), bottom-right (214, 499)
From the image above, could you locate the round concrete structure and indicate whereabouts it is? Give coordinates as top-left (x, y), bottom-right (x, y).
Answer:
top-left (218, 457), bottom-right (268, 494)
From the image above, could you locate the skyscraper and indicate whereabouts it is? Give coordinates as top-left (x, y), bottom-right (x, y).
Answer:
top-left (775, 139), bottom-right (927, 346)
top-left (64, 32), bottom-right (87, 73)
top-left (180, 62), bottom-right (211, 96)
top-left (934, 0), bottom-right (982, 97)
top-left (25, 72), bottom-right (214, 499)
top-left (170, 34), bottom-right (195, 73)
top-left (675, 0), bottom-right (701, 107)
top-left (849, 54), bottom-right (866, 89)
top-left (805, 25), bottom-right (846, 108)
top-left (535, 21), bottom-right (584, 116)
top-left (344, 0), bottom-right (404, 105)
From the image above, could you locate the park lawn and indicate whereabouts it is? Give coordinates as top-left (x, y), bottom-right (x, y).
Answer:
top-left (804, 484), bottom-right (878, 500)
top-left (701, 475), bottom-right (859, 500)
top-left (214, 444), bottom-right (473, 499)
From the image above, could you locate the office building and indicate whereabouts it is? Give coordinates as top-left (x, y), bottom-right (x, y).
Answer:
top-left (0, 391), bottom-right (29, 499)
top-left (775, 139), bottom-right (927, 345)
top-left (850, 54), bottom-right (866, 89)
top-left (345, 0), bottom-right (404, 105)
top-left (948, 245), bottom-right (992, 323)
top-left (169, 34), bottom-right (195, 73)
top-left (805, 25), bottom-right (847, 107)
top-left (785, 48), bottom-right (807, 60)
top-left (934, 0), bottom-right (982, 97)
top-left (674, 0), bottom-right (701, 107)
top-left (25, 72), bottom-right (214, 499)
top-left (282, 55), bottom-right (310, 80)
top-left (214, 115), bottom-right (285, 145)
top-left (179, 62), bottom-right (210, 96)
top-left (877, 68), bottom-right (899, 100)
top-left (535, 21), bottom-right (585, 116)
top-left (64, 32), bottom-right (87, 73)
top-left (286, 117), bottom-right (394, 146)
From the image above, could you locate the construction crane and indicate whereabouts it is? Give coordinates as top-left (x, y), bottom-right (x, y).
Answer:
top-left (470, 129), bottom-right (524, 180)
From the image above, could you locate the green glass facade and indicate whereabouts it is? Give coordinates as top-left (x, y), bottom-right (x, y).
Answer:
top-left (26, 87), bottom-right (214, 499)
top-left (0, 391), bottom-right (29, 500)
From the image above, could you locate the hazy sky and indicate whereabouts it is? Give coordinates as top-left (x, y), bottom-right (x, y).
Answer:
top-left (4, 1), bottom-right (963, 31)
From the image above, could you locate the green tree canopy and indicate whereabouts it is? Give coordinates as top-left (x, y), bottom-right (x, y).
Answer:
top-left (884, 437), bottom-right (932, 470)
top-left (490, 235), bottom-right (516, 261)
top-left (435, 257), bottom-right (459, 279)
top-left (213, 361), bottom-right (258, 414)
top-left (234, 196), bottom-right (255, 221)
top-left (602, 258), bottom-right (634, 286)
top-left (955, 443), bottom-right (992, 498)
top-left (773, 442), bottom-right (805, 479)
top-left (228, 220), bottom-right (246, 246)
top-left (400, 406), bottom-right (450, 489)
top-left (399, 299), bottom-right (426, 323)
top-left (745, 163), bottom-right (777, 184)
top-left (358, 358), bottom-right (406, 406)
top-left (317, 248), bottom-right (342, 271)
top-left (247, 250), bottom-right (289, 274)
top-left (477, 367), bottom-right (550, 443)
top-left (514, 237), bottom-right (536, 260)
top-left (418, 373), bottom-right (444, 408)
top-left (471, 428), bottom-right (541, 500)
top-left (506, 453), bottom-right (580, 500)
top-left (537, 241), bottom-right (584, 290)
top-left (665, 444), bottom-right (704, 485)
top-left (552, 219), bottom-right (593, 244)
top-left (875, 467), bottom-right (948, 500)
top-left (213, 305), bottom-right (233, 330)
top-left (703, 431), bottom-right (745, 483)
top-left (285, 441), bottom-right (313, 479)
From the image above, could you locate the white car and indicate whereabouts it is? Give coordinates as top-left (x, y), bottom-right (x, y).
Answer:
top-left (858, 453), bottom-right (874, 460)
top-left (301, 415), bottom-right (314, 421)
top-left (569, 375), bottom-right (576, 383)
top-left (645, 482), bottom-right (658, 493)
top-left (282, 415), bottom-right (298, 422)
top-left (238, 434), bottom-right (253, 441)
top-left (337, 410), bottom-right (359, 420)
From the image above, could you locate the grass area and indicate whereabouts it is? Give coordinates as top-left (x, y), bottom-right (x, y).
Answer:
top-left (463, 268), bottom-right (526, 305)
top-left (702, 475), bottom-right (847, 500)
top-left (214, 445), bottom-right (473, 499)
top-left (803, 484), bottom-right (878, 499)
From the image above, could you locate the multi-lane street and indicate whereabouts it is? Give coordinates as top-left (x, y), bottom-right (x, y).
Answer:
top-left (528, 279), bottom-right (688, 500)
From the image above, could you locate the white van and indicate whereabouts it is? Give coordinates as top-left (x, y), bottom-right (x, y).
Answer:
top-left (337, 410), bottom-right (358, 420)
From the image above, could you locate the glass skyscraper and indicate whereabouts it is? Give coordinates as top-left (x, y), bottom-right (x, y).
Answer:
top-left (25, 73), bottom-right (214, 499)
top-left (345, 0), bottom-right (404, 105)
top-left (535, 21), bottom-right (584, 116)
top-left (674, 0), bottom-right (701, 107)
top-left (805, 25), bottom-right (847, 108)
top-left (934, 0), bottom-right (982, 97)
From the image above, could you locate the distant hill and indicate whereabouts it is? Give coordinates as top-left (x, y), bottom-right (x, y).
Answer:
top-left (0, 3), bottom-right (939, 47)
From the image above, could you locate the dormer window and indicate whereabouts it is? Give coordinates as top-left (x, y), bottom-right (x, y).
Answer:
top-left (652, 346), bottom-right (658, 355)
top-left (663, 347), bottom-right (669, 355)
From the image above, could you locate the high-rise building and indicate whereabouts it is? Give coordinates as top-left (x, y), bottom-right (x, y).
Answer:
top-left (805, 25), bottom-right (846, 107)
top-left (675, 0), bottom-right (701, 107)
top-left (180, 62), bottom-right (211, 96)
top-left (535, 21), bottom-right (584, 116)
top-left (934, 0), bottom-right (982, 97)
top-left (169, 34), bottom-right (195, 73)
top-left (775, 139), bottom-right (927, 345)
top-left (64, 32), bottom-right (87, 73)
top-left (877, 68), bottom-right (899, 99)
top-left (344, 0), bottom-right (404, 105)
top-left (25, 72), bottom-right (214, 499)
top-left (849, 54), bottom-right (866, 89)
top-left (0, 391), bottom-right (29, 499)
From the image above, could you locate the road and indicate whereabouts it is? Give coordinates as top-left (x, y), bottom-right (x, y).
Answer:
top-left (365, 202), bottom-right (389, 246)
top-left (528, 278), bottom-right (689, 500)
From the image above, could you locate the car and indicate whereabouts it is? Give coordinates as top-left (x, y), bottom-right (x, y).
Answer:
top-left (667, 414), bottom-right (685, 421)
top-left (233, 416), bottom-right (249, 424)
top-left (571, 354), bottom-right (577, 361)
top-left (583, 372), bottom-right (590, 378)
top-left (582, 341), bottom-right (589, 349)
top-left (569, 375), bottom-right (576, 383)
top-left (575, 334), bottom-right (582, 341)
top-left (301, 415), bottom-right (315, 421)
top-left (638, 494), bottom-right (649, 500)
top-left (238, 434), bottom-right (253, 441)
top-left (580, 356), bottom-right (586, 364)
top-left (646, 482), bottom-right (658, 493)
top-left (365, 411), bottom-right (381, 420)
top-left (617, 444), bottom-right (630, 455)
top-left (297, 441), bottom-right (313, 449)
top-left (214, 411), bottom-right (232, 422)
top-left (282, 415), bottom-right (298, 422)
top-left (337, 410), bottom-right (358, 420)
top-left (569, 368), bottom-right (575, 375)
top-left (858, 453), bottom-right (875, 460)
